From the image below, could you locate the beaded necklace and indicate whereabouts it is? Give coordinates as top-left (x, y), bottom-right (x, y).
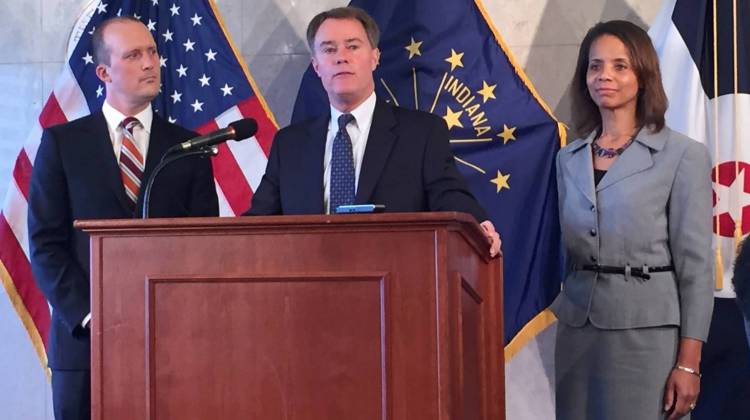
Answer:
top-left (592, 135), bottom-right (635, 159)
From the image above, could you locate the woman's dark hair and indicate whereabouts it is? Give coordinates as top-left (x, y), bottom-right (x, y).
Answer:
top-left (571, 20), bottom-right (668, 137)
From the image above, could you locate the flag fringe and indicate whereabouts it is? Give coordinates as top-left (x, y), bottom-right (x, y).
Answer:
top-left (206, 0), bottom-right (279, 129)
top-left (472, 0), bottom-right (561, 127)
top-left (0, 259), bottom-right (50, 380)
top-left (504, 308), bottom-right (557, 362)
top-left (715, 246), bottom-right (724, 290)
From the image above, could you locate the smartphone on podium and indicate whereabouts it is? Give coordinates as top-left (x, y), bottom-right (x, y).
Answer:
top-left (334, 204), bottom-right (386, 214)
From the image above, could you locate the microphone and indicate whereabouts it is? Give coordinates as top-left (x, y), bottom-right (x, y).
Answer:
top-left (172, 118), bottom-right (257, 153)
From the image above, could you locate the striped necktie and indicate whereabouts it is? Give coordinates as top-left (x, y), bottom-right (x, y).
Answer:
top-left (119, 117), bottom-right (144, 210)
top-left (330, 113), bottom-right (356, 212)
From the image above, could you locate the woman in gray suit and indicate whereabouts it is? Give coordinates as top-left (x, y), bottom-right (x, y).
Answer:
top-left (553, 20), bottom-right (714, 420)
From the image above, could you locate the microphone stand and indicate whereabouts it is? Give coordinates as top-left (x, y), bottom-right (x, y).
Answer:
top-left (160, 142), bottom-right (195, 164)
top-left (160, 144), bottom-right (182, 163)
top-left (141, 146), bottom-right (219, 219)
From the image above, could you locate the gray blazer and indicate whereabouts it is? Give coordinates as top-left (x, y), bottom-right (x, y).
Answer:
top-left (551, 126), bottom-right (714, 341)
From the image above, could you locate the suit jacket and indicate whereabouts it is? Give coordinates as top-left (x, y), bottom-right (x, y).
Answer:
top-left (28, 111), bottom-right (218, 370)
top-left (247, 99), bottom-right (487, 222)
top-left (551, 126), bottom-right (714, 341)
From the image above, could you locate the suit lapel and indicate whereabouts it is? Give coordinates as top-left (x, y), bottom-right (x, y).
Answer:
top-left (355, 99), bottom-right (397, 204)
top-left (89, 112), bottom-right (134, 213)
top-left (596, 132), bottom-right (656, 192)
top-left (563, 135), bottom-right (596, 206)
top-left (303, 115), bottom-right (328, 213)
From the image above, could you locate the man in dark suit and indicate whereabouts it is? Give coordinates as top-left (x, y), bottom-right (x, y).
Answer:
top-left (27, 17), bottom-right (218, 420)
top-left (247, 6), bottom-right (500, 257)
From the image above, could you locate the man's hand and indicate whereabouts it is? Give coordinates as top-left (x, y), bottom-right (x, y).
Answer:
top-left (480, 220), bottom-right (501, 257)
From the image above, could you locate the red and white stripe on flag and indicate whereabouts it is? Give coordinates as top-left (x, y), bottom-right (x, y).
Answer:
top-left (0, 0), bottom-right (278, 370)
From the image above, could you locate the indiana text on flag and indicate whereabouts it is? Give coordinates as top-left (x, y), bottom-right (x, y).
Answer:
top-left (0, 0), bottom-right (276, 414)
top-left (649, 0), bottom-right (750, 417)
top-left (293, 1), bottom-right (565, 418)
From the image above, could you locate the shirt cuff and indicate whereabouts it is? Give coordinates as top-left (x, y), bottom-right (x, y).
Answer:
top-left (81, 313), bottom-right (92, 329)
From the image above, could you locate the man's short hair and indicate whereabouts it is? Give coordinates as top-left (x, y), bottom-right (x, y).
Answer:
top-left (91, 16), bottom-right (143, 65)
top-left (306, 7), bottom-right (380, 52)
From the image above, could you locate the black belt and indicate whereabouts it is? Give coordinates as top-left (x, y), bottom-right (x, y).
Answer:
top-left (579, 264), bottom-right (674, 280)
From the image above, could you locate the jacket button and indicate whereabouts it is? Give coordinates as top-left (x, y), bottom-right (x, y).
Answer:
top-left (590, 255), bottom-right (598, 262)
top-left (590, 228), bottom-right (597, 236)
top-left (590, 205), bottom-right (596, 212)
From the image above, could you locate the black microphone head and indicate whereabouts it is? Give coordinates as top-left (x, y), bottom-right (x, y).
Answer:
top-left (228, 118), bottom-right (258, 140)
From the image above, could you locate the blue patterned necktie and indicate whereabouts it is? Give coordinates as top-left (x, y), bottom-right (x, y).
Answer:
top-left (330, 113), bottom-right (356, 212)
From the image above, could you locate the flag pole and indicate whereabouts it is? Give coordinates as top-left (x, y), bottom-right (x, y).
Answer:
top-left (713, 0), bottom-right (724, 290)
top-left (732, 0), bottom-right (743, 251)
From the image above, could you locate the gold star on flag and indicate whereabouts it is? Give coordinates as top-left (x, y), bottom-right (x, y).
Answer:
top-left (491, 170), bottom-right (510, 193)
top-left (477, 81), bottom-right (497, 103)
top-left (498, 124), bottom-right (517, 144)
top-left (445, 49), bottom-right (464, 71)
top-left (405, 37), bottom-right (423, 59)
top-left (443, 106), bottom-right (464, 130)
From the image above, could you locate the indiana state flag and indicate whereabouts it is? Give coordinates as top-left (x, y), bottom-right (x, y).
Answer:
top-left (293, 1), bottom-right (565, 418)
top-left (650, 0), bottom-right (750, 418)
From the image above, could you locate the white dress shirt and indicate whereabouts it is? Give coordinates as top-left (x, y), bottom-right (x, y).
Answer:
top-left (82, 101), bottom-right (154, 329)
top-left (101, 100), bottom-right (153, 162)
top-left (323, 91), bottom-right (377, 214)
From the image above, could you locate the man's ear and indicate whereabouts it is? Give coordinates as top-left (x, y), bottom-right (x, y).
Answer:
top-left (311, 55), bottom-right (321, 77)
top-left (95, 63), bottom-right (110, 83)
top-left (371, 48), bottom-right (380, 70)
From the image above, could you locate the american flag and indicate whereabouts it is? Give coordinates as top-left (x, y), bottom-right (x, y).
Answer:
top-left (0, 0), bottom-right (277, 371)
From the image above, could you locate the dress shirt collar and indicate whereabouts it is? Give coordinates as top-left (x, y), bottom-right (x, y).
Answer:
top-left (102, 100), bottom-right (154, 134)
top-left (329, 91), bottom-right (377, 129)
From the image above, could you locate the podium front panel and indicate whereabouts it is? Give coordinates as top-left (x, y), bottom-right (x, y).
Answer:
top-left (146, 274), bottom-right (385, 419)
top-left (84, 214), bottom-right (503, 420)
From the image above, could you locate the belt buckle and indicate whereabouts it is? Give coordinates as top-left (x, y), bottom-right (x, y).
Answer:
top-left (641, 264), bottom-right (651, 280)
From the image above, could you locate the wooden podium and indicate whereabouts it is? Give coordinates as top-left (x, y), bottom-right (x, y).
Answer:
top-left (78, 212), bottom-right (504, 420)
